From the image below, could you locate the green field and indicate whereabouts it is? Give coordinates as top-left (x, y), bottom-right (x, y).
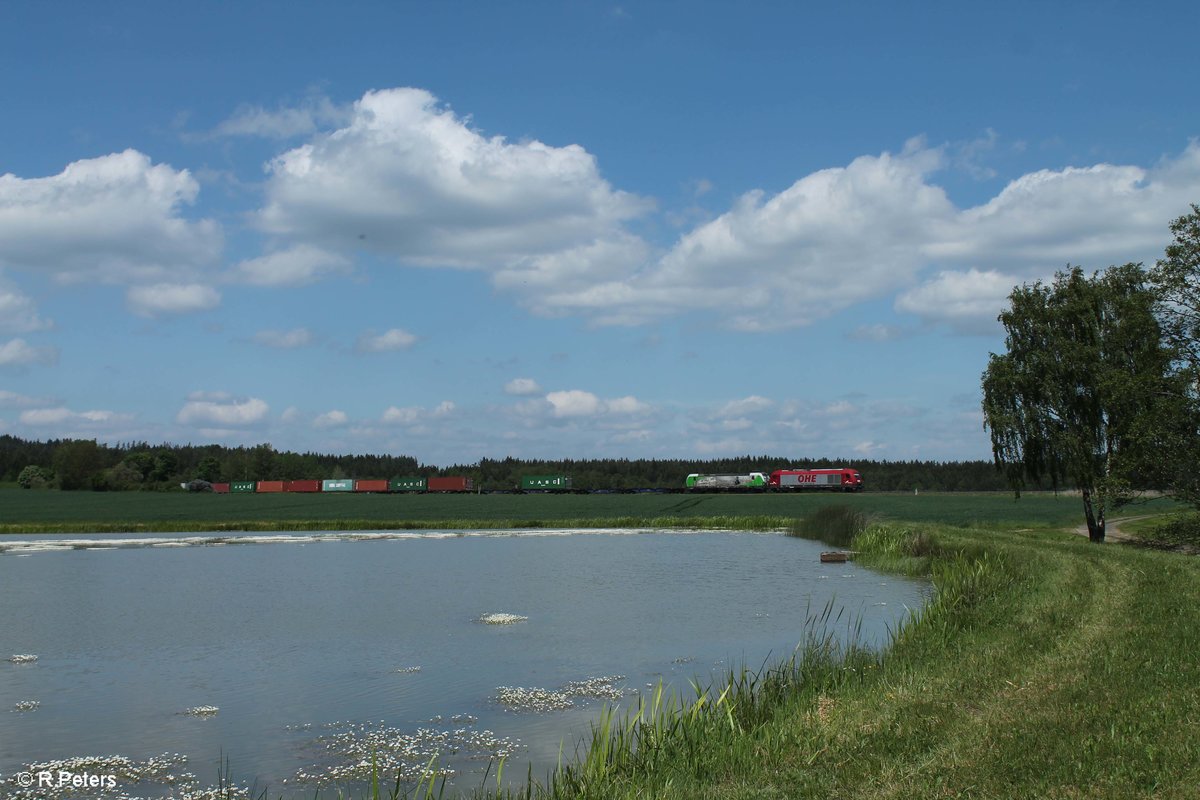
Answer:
top-left (1, 488), bottom-right (1175, 533)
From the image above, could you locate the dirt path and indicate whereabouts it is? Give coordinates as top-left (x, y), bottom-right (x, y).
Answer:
top-left (1072, 514), bottom-right (1156, 543)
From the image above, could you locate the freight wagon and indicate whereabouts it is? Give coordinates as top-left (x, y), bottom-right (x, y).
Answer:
top-left (389, 477), bottom-right (427, 492)
top-left (768, 468), bottom-right (863, 492)
top-left (354, 479), bottom-right (389, 493)
top-left (685, 472), bottom-right (767, 490)
top-left (521, 475), bottom-right (572, 491)
top-left (427, 476), bottom-right (473, 492)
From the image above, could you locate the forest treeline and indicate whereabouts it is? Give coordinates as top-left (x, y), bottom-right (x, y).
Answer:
top-left (1, 434), bottom-right (1059, 492)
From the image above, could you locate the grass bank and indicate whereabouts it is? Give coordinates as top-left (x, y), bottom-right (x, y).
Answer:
top-left (461, 522), bottom-right (1199, 800)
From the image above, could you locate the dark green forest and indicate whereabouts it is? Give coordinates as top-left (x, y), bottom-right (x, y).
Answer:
top-left (2, 434), bottom-right (1045, 492)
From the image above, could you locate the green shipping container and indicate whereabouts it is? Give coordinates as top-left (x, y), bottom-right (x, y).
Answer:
top-left (389, 477), bottom-right (427, 492)
top-left (521, 475), bottom-right (572, 490)
top-left (322, 479), bottom-right (354, 492)
top-left (230, 481), bottom-right (256, 493)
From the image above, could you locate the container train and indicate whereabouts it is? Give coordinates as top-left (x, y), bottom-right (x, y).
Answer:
top-left (195, 467), bottom-right (862, 494)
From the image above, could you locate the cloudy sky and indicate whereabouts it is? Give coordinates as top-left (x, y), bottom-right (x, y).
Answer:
top-left (2, 2), bottom-right (1198, 465)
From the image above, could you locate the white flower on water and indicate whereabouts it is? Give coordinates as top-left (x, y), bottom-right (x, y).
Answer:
top-left (182, 705), bottom-right (219, 716)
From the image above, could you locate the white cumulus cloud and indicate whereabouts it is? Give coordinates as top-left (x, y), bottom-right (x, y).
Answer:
top-left (313, 409), bottom-right (348, 428)
top-left (895, 268), bottom-right (1021, 333)
top-left (0, 338), bottom-right (58, 367)
top-left (0, 150), bottom-right (222, 284)
top-left (545, 390), bottom-right (650, 418)
top-left (381, 401), bottom-right (454, 425)
top-left (504, 378), bottom-right (542, 396)
top-left (0, 277), bottom-right (52, 333)
top-left (357, 328), bottom-right (417, 352)
top-left (126, 283), bottom-right (220, 317)
top-left (227, 244), bottom-right (350, 287)
top-left (255, 88), bottom-right (650, 271)
top-left (176, 396), bottom-right (269, 427)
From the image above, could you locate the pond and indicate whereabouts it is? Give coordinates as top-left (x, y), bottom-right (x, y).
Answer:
top-left (0, 529), bottom-right (928, 797)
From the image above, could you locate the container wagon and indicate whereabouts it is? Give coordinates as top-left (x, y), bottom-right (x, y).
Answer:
top-left (427, 476), bottom-right (473, 492)
top-left (256, 480), bottom-right (285, 493)
top-left (322, 479), bottom-right (354, 492)
top-left (354, 479), bottom-right (389, 493)
top-left (521, 475), bottom-right (572, 491)
top-left (685, 473), bottom-right (767, 490)
top-left (389, 477), bottom-right (427, 492)
top-left (212, 482), bottom-right (230, 494)
top-left (230, 481), bottom-right (256, 493)
top-left (768, 468), bottom-right (863, 492)
top-left (286, 479), bottom-right (321, 493)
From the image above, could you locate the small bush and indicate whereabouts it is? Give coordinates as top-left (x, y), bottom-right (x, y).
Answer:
top-left (1140, 513), bottom-right (1200, 547)
top-left (16, 465), bottom-right (52, 489)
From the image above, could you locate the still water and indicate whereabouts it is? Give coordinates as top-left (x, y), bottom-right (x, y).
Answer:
top-left (1, 529), bottom-right (928, 796)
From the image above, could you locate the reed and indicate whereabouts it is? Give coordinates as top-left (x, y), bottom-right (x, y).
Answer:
top-left (786, 503), bottom-right (872, 546)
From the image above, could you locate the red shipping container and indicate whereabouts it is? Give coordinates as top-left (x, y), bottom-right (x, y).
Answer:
top-left (354, 479), bottom-right (389, 493)
top-left (427, 476), bottom-right (473, 492)
top-left (212, 483), bottom-right (230, 494)
top-left (256, 481), bottom-right (286, 493)
top-left (286, 480), bottom-right (321, 493)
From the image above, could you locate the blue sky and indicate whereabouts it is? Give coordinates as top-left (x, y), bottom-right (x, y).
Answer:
top-left (2, 1), bottom-right (1198, 465)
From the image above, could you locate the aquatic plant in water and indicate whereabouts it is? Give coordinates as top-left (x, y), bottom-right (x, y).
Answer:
top-left (181, 705), bottom-right (219, 716)
top-left (496, 675), bottom-right (629, 711)
top-left (291, 720), bottom-right (520, 787)
top-left (2, 753), bottom-right (251, 800)
top-left (478, 612), bottom-right (528, 624)
top-left (8, 654), bottom-right (38, 663)
top-left (12, 699), bottom-right (40, 712)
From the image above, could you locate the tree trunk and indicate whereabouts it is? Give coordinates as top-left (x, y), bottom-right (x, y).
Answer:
top-left (1081, 487), bottom-right (1106, 543)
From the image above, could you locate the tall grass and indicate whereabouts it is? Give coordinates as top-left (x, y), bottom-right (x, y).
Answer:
top-left (786, 504), bottom-right (872, 546)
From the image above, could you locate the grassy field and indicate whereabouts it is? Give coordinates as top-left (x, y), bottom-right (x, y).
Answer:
top-left (0, 488), bottom-right (1179, 533)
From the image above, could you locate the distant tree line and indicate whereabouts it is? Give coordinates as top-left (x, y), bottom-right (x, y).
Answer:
top-left (2, 434), bottom-right (1067, 492)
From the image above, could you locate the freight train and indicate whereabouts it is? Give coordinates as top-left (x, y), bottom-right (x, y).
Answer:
top-left (207, 477), bottom-right (475, 494)
top-left (684, 468), bottom-right (863, 492)
top-left (192, 467), bottom-right (862, 494)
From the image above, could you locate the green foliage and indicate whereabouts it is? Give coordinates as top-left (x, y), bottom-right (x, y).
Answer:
top-left (787, 504), bottom-right (871, 546)
top-left (1134, 512), bottom-right (1200, 548)
top-left (196, 455), bottom-right (222, 483)
top-left (16, 464), bottom-right (51, 489)
top-left (52, 439), bottom-right (111, 490)
top-left (982, 264), bottom-right (1179, 541)
top-left (1151, 203), bottom-right (1200, 374)
top-left (1149, 203), bottom-right (1200, 508)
